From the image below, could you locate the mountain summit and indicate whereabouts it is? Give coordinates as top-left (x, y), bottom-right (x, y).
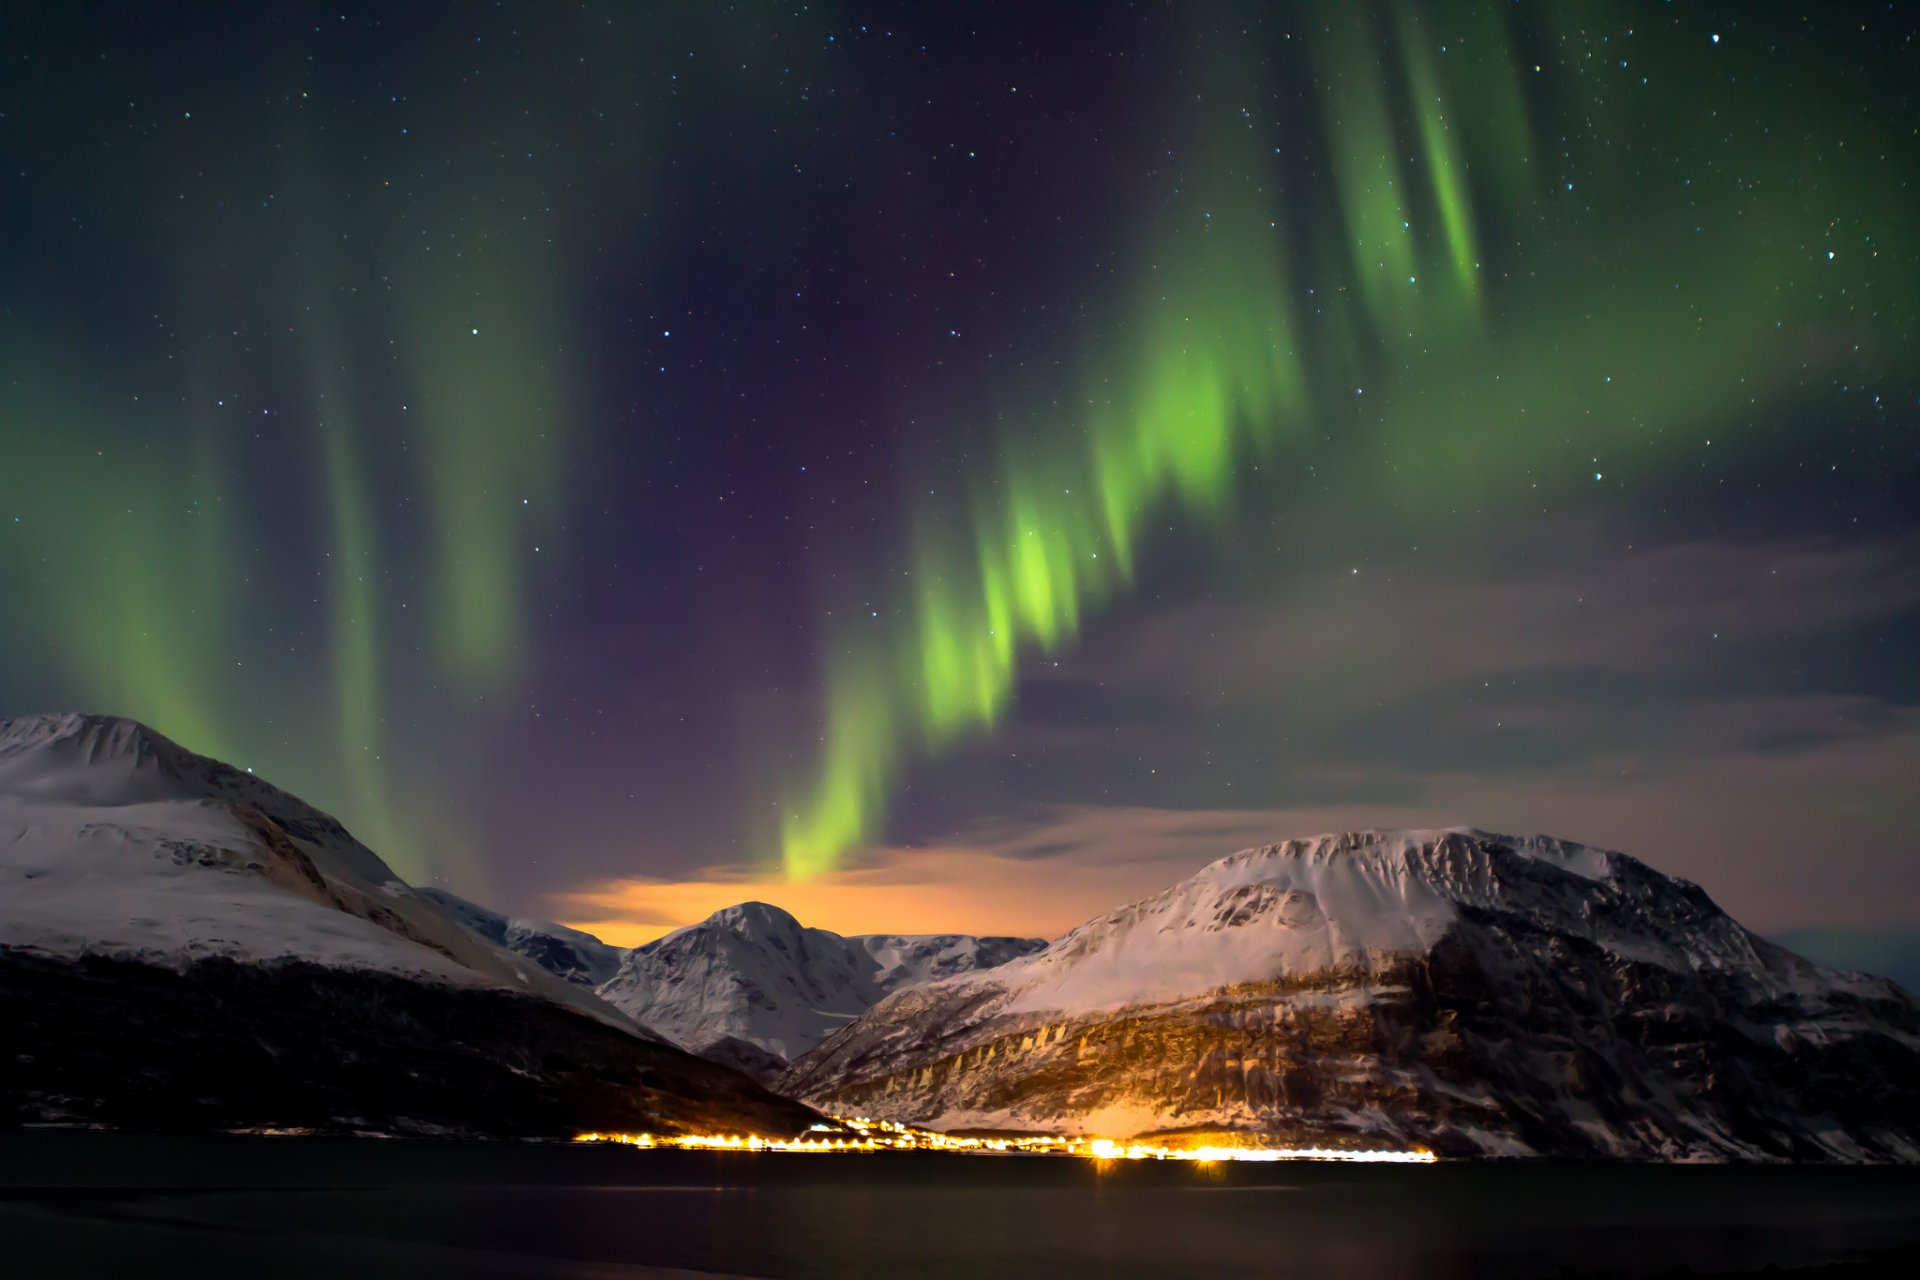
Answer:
top-left (597, 900), bottom-right (1044, 1077)
top-left (782, 828), bottom-right (1920, 1161)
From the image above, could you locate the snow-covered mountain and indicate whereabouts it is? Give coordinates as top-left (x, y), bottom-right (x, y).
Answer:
top-left (417, 887), bottom-right (625, 988)
top-left (0, 713), bottom-right (815, 1138)
top-left (0, 713), bottom-right (622, 1022)
top-left (596, 901), bottom-right (1045, 1077)
top-left (781, 829), bottom-right (1920, 1161)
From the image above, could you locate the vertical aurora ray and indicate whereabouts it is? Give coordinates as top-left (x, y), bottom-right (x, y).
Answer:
top-left (302, 277), bottom-right (406, 866)
top-left (0, 339), bottom-right (237, 760)
top-left (319, 403), bottom-right (398, 855)
top-left (395, 246), bottom-right (571, 690)
top-left (1319, 4), bottom-right (1421, 338)
top-left (1394, 5), bottom-right (1480, 314)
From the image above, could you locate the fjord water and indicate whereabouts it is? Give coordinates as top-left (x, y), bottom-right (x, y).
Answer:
top-left (4, 1133), bottom-right (1919, 1278)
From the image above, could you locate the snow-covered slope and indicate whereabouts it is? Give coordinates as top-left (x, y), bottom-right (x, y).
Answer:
top-left (1, 712), bottom-right (821, 1138)
top-left (596, 901), bottom-right (1044, 1070)
top-left (783, 829), bottom-right (1920, 1161)
top-left (417, 887), bottom-right (625, 988)
top-left (0, 713), bottom-right (635, 1030)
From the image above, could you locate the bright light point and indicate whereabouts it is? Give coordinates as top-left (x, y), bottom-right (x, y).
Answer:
top-left (1827, 250), bottom-right (1835, 260)
top-left (470, 328), bottom-right (479, 335)
top-left (575, 1121), bottom-right (1436, 1164)
top-left (1712, 33), bottom-right (1720, 44)
top-left (1594, 472), bottom-right (1603, 481)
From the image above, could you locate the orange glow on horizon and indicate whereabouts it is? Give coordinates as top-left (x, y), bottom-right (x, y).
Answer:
top-left (551, 842), bottom-right (1153, 946)
top-left (546, 806), bottom-right (1325, 946)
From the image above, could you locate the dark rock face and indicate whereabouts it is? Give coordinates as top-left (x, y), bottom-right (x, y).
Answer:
top-left (415, 887), bottom-right (625, 989)
top-left (1403, 908), bottom-right (1920, 1160)
top-left (781, 833), bottom-right (1920, 1161)
top-left (698, 1036), bottom-right (794, 1085)
top-left (1, 950), bottom-right (819, 1140)
top-left (786, 934), bottom-right (1920, 1161)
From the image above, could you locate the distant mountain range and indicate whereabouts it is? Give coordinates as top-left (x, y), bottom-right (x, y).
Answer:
top-left (593, 902), bottom-right (1044, 1079)
top-left (780, 829), bottom-right (1920, 1161)
top-left (410, 889), bottom-right (1048, 1083)
top-left (7, 714), bottom-right (1917, 1161)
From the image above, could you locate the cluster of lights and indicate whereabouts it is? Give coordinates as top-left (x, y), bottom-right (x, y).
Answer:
top-left (575, 1116), bottom-right (1435, 1164)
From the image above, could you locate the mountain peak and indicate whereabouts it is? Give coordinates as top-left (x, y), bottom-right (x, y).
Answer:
top-left (1, 711), bottom-right (181, 765)
top-left (0, 709), bottom-right (662, 1039)
top-left (782, 827), bottom-right (1920, 1161)
top-left (704, 900), bottom-right (806, 936)
top-left (1212, 827), bottom-right (1613, 877)
top-left (598, 902), bottom-right (1046, 1072)
top-left (1192, 829), bottom-right (1623, 914)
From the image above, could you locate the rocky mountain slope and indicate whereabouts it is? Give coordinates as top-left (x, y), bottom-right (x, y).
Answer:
top-left (418, 887), bottom-right (625, 988)
top-left (597, 901), bottom-right (1044, 1077)
top-left (0, 713), bottom-right (814, 1138)
top-left (781, 829), bottom-right (1920, 1161)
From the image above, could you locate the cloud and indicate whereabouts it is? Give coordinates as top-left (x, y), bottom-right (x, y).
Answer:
top-left (910, 529), bottom-right (1920, 811)
top-left (554, 707), bottom-right (1920, 946)
top-left (1066, 532), bottom-right (1920, 714)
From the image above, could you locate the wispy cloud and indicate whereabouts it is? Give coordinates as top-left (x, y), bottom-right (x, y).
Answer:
top-left (555, 705), bottom-right (1920, 946)
top-left (1061, 532), bottom-right (1920, 713)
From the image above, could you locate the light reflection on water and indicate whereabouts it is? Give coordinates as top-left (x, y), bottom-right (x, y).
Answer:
top-left (3, 1132), bottom-right (1919, 1279)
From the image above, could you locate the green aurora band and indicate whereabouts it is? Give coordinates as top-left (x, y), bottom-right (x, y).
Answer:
top-left (775, 2), bottom-right (1915, 877)
top-left (0, 11), bottom-right (636, 879)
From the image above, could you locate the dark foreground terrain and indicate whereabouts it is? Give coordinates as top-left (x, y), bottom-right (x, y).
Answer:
top-left (0, 951), bottom-right (816, 1139)
top-left (3, 1131), bottom-right (1920, 1279)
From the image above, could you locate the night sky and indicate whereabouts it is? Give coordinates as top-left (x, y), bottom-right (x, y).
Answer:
top-left (2, 3), bottom-right (1914, 957)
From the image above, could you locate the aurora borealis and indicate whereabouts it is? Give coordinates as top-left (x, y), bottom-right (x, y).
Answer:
top-left (771, 0), bottom-right (1917, 879)
top-left (2, 3), bottom-right (1916, 955)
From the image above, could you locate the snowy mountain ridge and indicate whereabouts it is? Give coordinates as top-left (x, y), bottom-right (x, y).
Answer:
top-left (595, 899), bottom-right (1044, 1072)
top-left (783, 828), bottom-right (1920, 1161)
top-left (417, 887), bottom-right (626, 989)
top-left (945, 827), bottom-right (1828, 1019)
top-left (0, 712), bottom-right (639, 1032)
